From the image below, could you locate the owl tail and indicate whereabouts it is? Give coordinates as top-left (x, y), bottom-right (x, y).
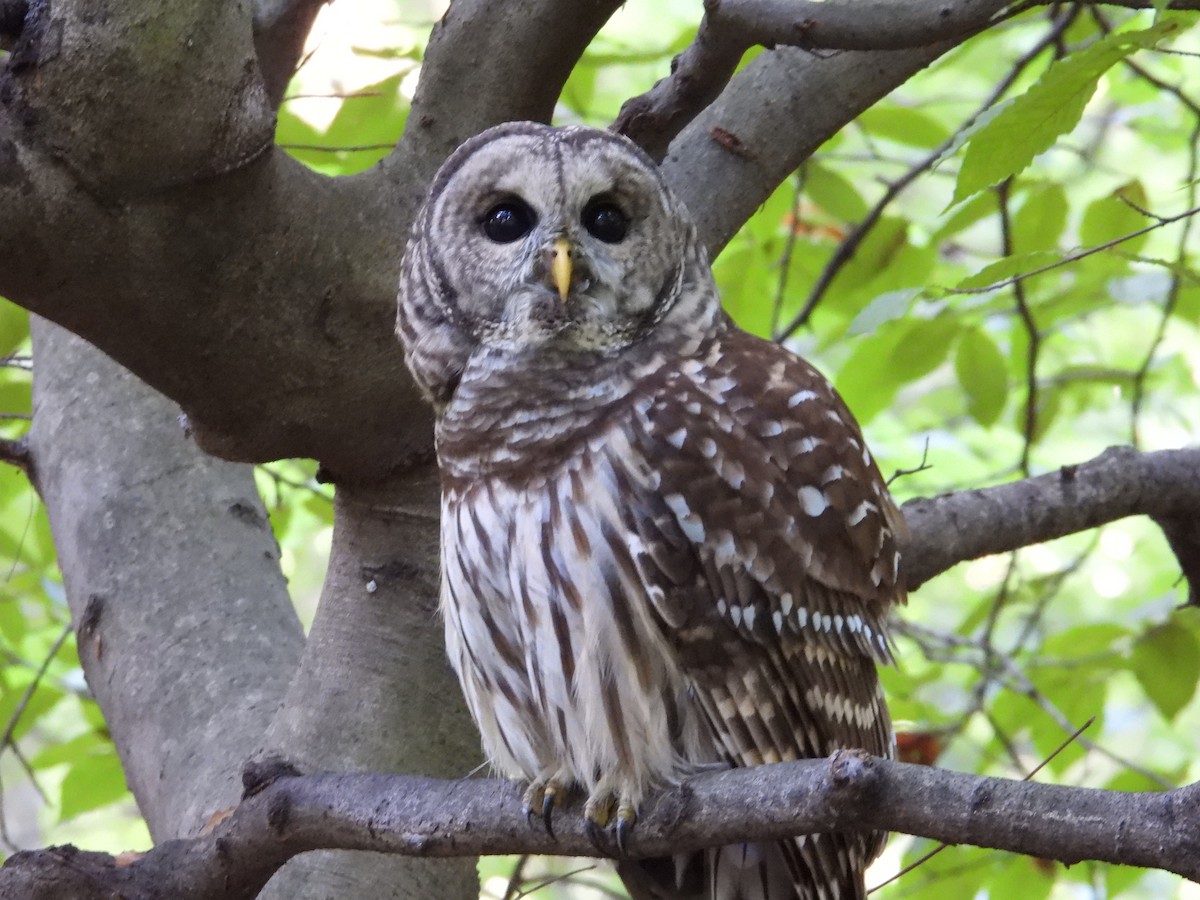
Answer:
top-left (617, 831), bottom-right (874, 900)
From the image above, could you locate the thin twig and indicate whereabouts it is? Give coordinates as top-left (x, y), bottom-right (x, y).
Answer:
top-left (278, 143), bottom-right (397, 153)
top-left (996, 179), bottom-right (1039, 475)
top-left (775, 5), bottom-right (1079, 340)
top-left (947, 202), bottom-right (1200, 295)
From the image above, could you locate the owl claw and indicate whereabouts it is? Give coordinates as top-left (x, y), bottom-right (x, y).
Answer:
top-left (583, 781), bottom-right (639, 856)
top-left (521, 769), bottom-right (569, 838)
top-left (583, 817), bottom-right (604, 850)
top-left (615, 806), bottom-right (637, 857)
top-left (542, 789), bottom-right (557, 838)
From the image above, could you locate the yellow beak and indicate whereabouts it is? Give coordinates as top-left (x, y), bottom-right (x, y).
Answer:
top-left (550, 237), bottom-right (573, 302)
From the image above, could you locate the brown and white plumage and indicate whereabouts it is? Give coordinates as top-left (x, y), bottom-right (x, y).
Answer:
top-left (397, 122), bottom-right (906, 900)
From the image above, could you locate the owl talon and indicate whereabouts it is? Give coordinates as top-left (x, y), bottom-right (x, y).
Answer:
top-left (615, 806), bottom-right (637, 857)
top-left (584, 817), bottom-right (609, 851)
top-left (542, 789), bottom-right (557, 838)
top-left (583, 782), bottom-right (639, 856)
top-left (521, 769), bottom-right (569, 837)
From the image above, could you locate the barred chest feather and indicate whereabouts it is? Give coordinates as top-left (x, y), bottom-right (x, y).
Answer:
top-left (437, 339), bottom-right (718, 803)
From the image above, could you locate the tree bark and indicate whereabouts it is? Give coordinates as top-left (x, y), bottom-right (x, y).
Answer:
top-left (27, 319), bottom-right (304, 840)
top-left (258, 471), bottom-right (480, 900)
top-left (6, 751), bottom-right (1200, 900)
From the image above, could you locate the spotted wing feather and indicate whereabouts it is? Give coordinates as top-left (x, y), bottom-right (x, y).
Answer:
top-left (619, 329), bottom-right (906, 900)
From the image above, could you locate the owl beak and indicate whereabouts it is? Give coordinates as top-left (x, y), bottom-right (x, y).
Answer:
top-left (549, 237), bottom-right (573, 303)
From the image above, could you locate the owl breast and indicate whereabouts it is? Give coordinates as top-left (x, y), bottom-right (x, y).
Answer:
top-left (439, 388), bottom-right (712, 801)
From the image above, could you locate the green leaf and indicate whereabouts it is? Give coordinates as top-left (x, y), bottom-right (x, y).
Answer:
top-left (1079, 181), bottom-right (1151, 254)
top-left (889, 314), bottom-right (961, 382)
top-left (60, 748), bottom-right (130, 821)
top-left (803, 163), bottom-right (868, 223)
top-left (30, 730), bottom-right (108, 770)
top-left (1011, 182), bottom-right (1068, 254)
top-left (0, 680), bottom-right (63, 743)
top-left (278, 72), bottom-right (410, 175)
top-left (955, 327), bottom-right (1009, 426)
top-left (955, 250), bottom-right (1062, 291)
top-left (846, 289), bottom-right (917, 336)
top-left (931, 188), bottom-right (1000, 242)
top-left (857, 105), bottom-right (952, 149)
top-left (835, 328), bottom-right (905, 424)
top-left (0, 299), bottom-right (29, 358)
top-left (1132, 620), bottom-right (1200, 721)
top-left (951, 20), bottom-right (1184, 204)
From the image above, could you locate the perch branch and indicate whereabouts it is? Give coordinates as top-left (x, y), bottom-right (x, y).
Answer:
top-left (3, 752), bottom-right (1198, 900)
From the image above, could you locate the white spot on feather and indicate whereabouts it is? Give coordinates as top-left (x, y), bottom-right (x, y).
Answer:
top-left (847, 500), bottom-right (876, 527)
top-left (666, 428), bottom-right (686, 449)
top-left (799, 486), bottom-right (828, 516)
top-left (788, 389), bottom-right (818, 408)
top-left (665, 494), bottom-right (706, 542)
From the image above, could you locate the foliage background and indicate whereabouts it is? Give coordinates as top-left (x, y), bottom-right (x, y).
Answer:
top-left (1, 1), bottom-right (1198, 897)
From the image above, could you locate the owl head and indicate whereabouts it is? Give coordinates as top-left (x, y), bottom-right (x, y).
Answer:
top-left (398, 122), bottom-right (721, 407)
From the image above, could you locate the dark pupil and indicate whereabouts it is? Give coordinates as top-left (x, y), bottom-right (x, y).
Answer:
top-left (583, 203), bottom-right (628, 243)
top-left (481, 202), bottom-right (534, 243)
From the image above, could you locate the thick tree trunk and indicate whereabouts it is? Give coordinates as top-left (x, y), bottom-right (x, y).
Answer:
top-left (259, 471), bottom-right (480, 899)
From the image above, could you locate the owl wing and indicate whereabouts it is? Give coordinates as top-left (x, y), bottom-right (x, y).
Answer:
top-left (620, 329), bottom-right (906, 898)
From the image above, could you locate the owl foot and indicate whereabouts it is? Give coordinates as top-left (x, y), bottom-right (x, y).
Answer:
top-left (521, 767), bottom-right (571, 838)
top-left (583, 780), bottom-right (638, 857)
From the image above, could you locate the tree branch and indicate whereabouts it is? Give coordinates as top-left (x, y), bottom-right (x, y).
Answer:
top-left (901, 445), bottom-right (1200, 591)
top-left (386, 0), bottom-right (625, 193)
top-left (252, 0), bottom-right (332, 108)
top-left (0, 435), bottom-right (31, 474)
top-left (28, 321), bottom-right (305, 839)
top-left (4, 751), bottom-right (1198, 900)
top-left (617, 0), bottom-right (1007, 159)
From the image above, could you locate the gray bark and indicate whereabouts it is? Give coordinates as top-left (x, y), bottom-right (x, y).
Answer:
top-left (27, 319), bottom-right (304, 840)
top-left (259, 472), bottom-right (480, 900)
top-left (6, 750), bottom-right (1200, 899)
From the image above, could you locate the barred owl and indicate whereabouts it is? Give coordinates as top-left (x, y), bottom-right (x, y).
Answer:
top-left (397, 122), bottom-right (906, 900)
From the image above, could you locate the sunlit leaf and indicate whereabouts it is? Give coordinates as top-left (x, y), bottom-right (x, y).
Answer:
top-left (1133, 620), bottom-right (1200, 722)
top-left (60, 748), bottom-right (130, 822)
top-left (951, 20), bottom-right (1185, 204)
top-left (804, 162), bottom-right (869, 223)
top-left (955, 327), bottom-right (1009, 426)
top-left (1011, 182), bottom-right (1068, 255)
top-left (858, 105), bottom-right (952, 149)
top-left (1080, 181), bottom-right (1151, 255)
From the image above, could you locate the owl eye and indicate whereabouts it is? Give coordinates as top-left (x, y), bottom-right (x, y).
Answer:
top-left (481, 200), bottom-right (535, 243)
top-left (582, 201), bottom-right (629, 244)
